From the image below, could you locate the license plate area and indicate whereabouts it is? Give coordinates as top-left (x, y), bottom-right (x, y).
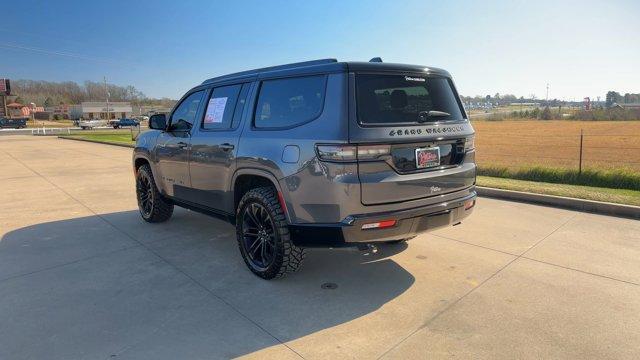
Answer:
top-left (415, 147), bottom-right (441, 169)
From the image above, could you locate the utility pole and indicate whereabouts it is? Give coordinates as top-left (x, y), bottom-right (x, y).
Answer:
top-left (104, 76), bottom-right (109, 121)
top-left (578, 129), bottom-right (584, 174)
top-left (546, 83), bottom-right (549, 105)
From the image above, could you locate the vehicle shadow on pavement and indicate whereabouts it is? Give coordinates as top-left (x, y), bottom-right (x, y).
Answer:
top-left (0, 208), bottom-right (414, 359)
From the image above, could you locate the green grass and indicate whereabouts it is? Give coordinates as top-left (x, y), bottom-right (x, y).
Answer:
top-left (477, 176), bottom-right (640, 206)
top-left (63, 132), bottom-right (135, 146)
top-left (478, 165), bottom-right (640, 191)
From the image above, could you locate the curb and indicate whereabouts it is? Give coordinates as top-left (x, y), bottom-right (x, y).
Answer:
top-left (58, 136), bottom-right (134, 149)
top-left (477, 186), bottom-right (639, 220)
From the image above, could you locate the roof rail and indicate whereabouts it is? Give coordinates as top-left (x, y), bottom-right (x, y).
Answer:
top-left (252, 58), bottom-right (337, 73)
top-left (202, 58), bottom-right (338, 85)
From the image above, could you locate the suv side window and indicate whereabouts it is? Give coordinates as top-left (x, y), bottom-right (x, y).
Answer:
top-left (254, 75), bottom-right (326, 128)
top-left (170, 90), bottom-right (204, 131)
top-left (202, 84), bottom-right (242, 130)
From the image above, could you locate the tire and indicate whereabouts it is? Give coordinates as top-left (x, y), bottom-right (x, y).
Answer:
top-left (236, 186), bottom-right (305, 280)
top-left (136, 164), bottom-right (173, 223)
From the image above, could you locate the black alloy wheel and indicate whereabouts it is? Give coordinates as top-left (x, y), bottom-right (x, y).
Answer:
top-left (136, 173), bottom-right (154, 218)
top-left (241, 203), bottom-right (277, 271)
top-left (135, 164), bottom-right (173, 223)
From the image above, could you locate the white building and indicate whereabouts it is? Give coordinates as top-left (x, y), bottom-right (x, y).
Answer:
top-left (69, 102), bottom-right (133, 120)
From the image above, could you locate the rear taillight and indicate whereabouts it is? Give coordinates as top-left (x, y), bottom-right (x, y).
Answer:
top-left (464, 135), bottom-right (475, 152)
top-left (357, 145), bottom-right (390, 160)
top-left (316, 145), bottom-right (357, 162)
top-left (316, 144), bottom-right (390, 162)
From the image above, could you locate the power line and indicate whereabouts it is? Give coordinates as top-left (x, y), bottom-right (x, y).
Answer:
top-left (0, 42), bottom-right (132, 66)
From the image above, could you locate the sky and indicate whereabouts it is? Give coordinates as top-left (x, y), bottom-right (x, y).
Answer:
top-left (1, 0), bottom-right (638, 101)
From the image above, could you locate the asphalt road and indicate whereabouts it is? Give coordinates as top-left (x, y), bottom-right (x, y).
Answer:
top-left (1, 135), bottom-right (639, 359)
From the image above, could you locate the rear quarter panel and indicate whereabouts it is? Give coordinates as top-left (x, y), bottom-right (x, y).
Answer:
top-left (235, 73), bottom-right (350, 223)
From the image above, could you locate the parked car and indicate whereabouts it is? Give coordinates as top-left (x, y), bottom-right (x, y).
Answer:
top-left (133, 58), bottom-right (477, 279)
top-left (111, 118), bottom-right (140, 129)
top-left (0, 117), bottom-right (27, 129)
top-left (78, 119), bottom-right (107, 130)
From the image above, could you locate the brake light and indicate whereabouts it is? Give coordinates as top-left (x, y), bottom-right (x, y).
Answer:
top-left (361, 219), bottom-right (397, 230)
top-left (357, 145), bottom-right (390, 160)
top-left (316, 145), bottom-right (357, 162)
top-left (464, 135), bottom-right (475, 152)
top-left (316, 144), bottom-right (390, 162)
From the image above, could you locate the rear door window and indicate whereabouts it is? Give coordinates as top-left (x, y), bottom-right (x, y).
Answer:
top-left (356, 74), bottom-right (464, 125)
top-left (254, 75), bottom-right (326, 128)
top-left (202, 84), bottom-right (242, 130)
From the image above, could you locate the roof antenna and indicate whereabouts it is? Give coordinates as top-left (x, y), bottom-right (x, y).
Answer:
top-left (369, 57), bottom-right (383, 63)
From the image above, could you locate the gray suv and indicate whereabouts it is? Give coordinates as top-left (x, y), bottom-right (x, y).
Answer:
top-left (133, 58), bottom-right (477, 279)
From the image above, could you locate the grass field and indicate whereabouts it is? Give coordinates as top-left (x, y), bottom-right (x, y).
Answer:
top-left (63, 132), bottom-right (135, 146)
top-left (473, 120), bottom-right (640, 172)
top-left (477, 176), bottom-right (640, 207)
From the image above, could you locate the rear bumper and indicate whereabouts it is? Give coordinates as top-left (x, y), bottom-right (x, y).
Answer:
top-left (290, 191), bottom-right (476, 247)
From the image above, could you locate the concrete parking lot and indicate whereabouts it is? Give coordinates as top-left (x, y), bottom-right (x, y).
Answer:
top-left (1, 135), bottom-right (639, 359)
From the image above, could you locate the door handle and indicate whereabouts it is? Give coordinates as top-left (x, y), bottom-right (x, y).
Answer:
top-left (177, 141), bottom-right (189, 149)
top-left (219, 143), bottom-right (235, 151)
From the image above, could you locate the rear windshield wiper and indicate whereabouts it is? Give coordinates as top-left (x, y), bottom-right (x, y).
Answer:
top-left (417, 110), bottom-right (451, 122)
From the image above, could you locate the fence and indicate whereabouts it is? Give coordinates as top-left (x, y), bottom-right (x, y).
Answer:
top-left (474, 131), bottom-right (640, 172)
top-left (31, 127), bottom-right (73, 136)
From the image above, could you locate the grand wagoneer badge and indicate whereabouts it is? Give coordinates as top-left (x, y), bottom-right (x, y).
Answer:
top-left (389, 124), bottom-right (465, 137)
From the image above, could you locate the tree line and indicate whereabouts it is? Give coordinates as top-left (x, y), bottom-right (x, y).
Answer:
top-left (605, 91), bottom-right (640, 107)
top-left (9, 79), bottom-right (175, 108)
top-left (464, 91), bottom-right (640, 107)
top-left (485, 107), bottom-right (640, 121)
top-left (460, 93), bottom-right (543, 106)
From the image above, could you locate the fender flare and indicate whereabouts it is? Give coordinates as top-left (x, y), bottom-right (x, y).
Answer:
top-left (133, 154), bottom-right (164, 194)
top-left (231, 168), bottom-right (294, 223)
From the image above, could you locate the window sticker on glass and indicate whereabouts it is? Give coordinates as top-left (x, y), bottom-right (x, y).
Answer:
top-left (204, 97), bottom-right (228, 124)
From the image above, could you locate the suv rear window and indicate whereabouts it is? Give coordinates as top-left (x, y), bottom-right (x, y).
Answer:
top-left (254, 75), bottom-right (326, 128)
top-left (356, 74), bottom-right (464, 125)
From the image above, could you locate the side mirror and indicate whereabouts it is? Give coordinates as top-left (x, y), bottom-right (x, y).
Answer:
top-left (149, 114), bottom-right (166, 130)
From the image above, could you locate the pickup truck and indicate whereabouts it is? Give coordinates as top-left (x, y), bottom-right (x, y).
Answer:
top-left (0, 117), bottom-right (27, 129)
top-left (110, 118), bottom-right (140, 129)
top-left (79, 119), bottom-right (107, 130)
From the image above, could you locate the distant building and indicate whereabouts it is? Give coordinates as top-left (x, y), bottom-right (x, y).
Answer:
top-left (6, 102), bottom-right (44, 118)
top-left (136, 105), bottom-right (175, 116)
top-left (69, 102), bottom-right (133, 120)
top-left (44, 104), bottom-right (71, 119)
